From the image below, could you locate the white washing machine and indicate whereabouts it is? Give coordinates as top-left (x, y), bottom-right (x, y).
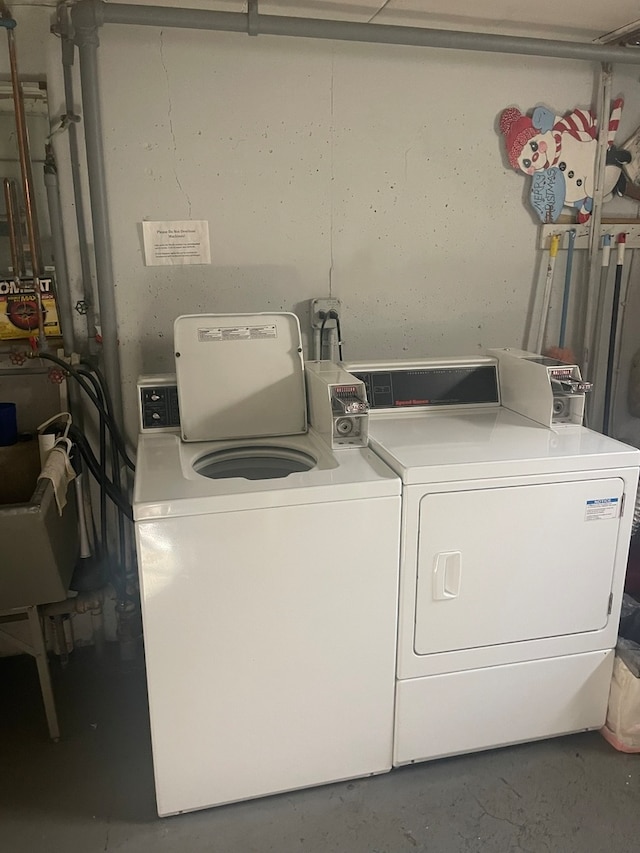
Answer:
top-left (346, 355), bottom-right (640, 767)
top-left (133, 314), bottom-right (401, 816)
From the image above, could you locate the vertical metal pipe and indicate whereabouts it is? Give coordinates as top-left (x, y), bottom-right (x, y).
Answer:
top-left (3, 17), bottom-right (47, 347)
top-left (74, 18), bottom-right (124, 425)
top-left (44, 148), bottom-right (76, 354)
top-left (60, 14), bottom-right (96, 348)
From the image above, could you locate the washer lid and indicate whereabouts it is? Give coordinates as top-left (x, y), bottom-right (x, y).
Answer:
top-left (174, 312), bottom-right (307, 442)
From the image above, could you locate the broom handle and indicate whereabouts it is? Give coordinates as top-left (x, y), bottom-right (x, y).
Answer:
top-left (535, 234), bottom-right (560, 353)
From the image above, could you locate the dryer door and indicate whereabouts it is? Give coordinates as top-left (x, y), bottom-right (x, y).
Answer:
top-left (414, 477), bottom-right (624, 655)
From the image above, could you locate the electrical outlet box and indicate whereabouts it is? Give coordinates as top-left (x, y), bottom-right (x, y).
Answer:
top-left (310, 297), bottom-right (341, 329)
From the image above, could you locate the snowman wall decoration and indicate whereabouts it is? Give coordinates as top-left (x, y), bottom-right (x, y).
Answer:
top-left (499, 98), bottom-right (631, 223)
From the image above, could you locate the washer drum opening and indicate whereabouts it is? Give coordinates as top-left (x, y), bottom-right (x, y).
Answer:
top-left (193, 446), bottom-right (316, 480)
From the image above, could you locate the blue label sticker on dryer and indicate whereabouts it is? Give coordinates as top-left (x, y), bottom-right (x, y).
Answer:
top-left (585, 497), bottom-right (619, 522)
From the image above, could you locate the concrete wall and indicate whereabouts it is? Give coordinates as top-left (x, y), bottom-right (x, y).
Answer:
top-left (90, 26), bottom-right (640, 441)
top-left (5, 8), bottom-right (640, 446)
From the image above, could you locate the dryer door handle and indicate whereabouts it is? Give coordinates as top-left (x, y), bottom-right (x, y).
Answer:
top-left (433, 551), bottom-right (462, 600)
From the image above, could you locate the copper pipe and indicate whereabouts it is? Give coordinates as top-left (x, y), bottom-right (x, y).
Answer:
top-left (9, 176), bottom-right (26, 276)
top-left (3, 177), bottom-right (22, 278)
top-left (4, 16), bottom-right (46, 346)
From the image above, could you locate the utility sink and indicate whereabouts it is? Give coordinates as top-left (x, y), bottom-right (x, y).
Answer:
top-left (0, 438), bottom-right (77, 610)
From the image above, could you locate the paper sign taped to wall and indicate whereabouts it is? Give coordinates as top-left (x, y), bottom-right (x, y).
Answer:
top-left (142, 220), bottom-right (211, 266)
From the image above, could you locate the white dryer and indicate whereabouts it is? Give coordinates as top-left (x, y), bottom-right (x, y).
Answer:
top-left (133, 314), bottom-right (401, 816)
top-left (346, 356), bottom-right (640, 767)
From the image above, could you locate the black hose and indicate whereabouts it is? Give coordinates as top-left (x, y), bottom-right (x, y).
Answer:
top-left (42, 419), bottom-right (133, 599)
top-left (78, 364), bottom-right (128, 567)
top-left (319, 313), bottom-right (329, 359)
top-left (78, 362), bottom-right (135, 591)
top-left (31, 351), bottom-right (135, 470)
top-left (67, 425), bottom-right (133, 521)
top-left (335, 315), bottom-right (344, 361)
top-left (82, 362), bottom-right (117, 424)
top-left (41, 360), bottom-right (135, 599)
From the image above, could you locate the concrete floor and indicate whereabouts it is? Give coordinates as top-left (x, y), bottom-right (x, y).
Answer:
top-left (1, 647), bottom-right (639, 853)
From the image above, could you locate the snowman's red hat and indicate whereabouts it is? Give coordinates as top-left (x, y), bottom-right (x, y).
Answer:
top-left (500, 107), bottom-right (536, 169)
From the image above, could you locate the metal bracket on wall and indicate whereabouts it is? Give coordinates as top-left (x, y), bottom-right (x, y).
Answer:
top-left (539, 223), bottom-right (640, 250)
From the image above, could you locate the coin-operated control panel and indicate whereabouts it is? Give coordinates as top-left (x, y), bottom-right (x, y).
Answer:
top-left (305, 362), bottom-right (369, 449)
top-left (488, 348), bottom-right (592, 428)
top-left (138, 374), bottom-right (180, 433)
